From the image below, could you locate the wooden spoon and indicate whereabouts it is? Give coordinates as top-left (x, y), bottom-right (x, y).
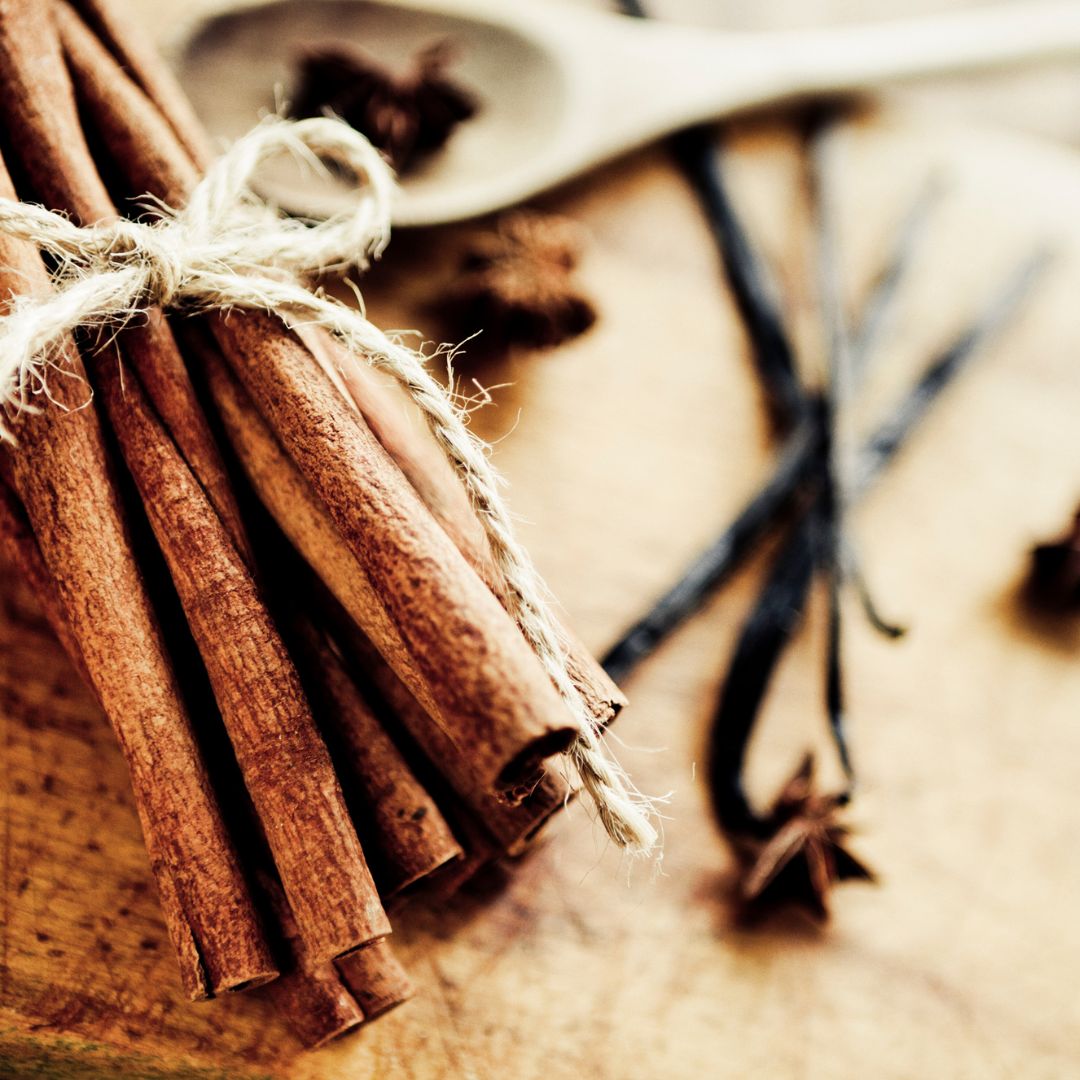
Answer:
top-left (178, 0), bottom-right (1080, 225)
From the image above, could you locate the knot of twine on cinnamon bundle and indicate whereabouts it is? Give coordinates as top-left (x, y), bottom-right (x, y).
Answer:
top-left (0, 115), bottom-right (659, 853)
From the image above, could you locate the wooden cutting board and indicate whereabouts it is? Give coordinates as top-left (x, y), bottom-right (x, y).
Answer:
top-left (6, 90), bottom-right (1080, 1077)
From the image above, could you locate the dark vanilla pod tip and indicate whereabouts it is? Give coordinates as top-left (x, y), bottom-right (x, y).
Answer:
top-left (294, 39), bottom-right (476, 174)
top-left (1027, 511), bottom-right (1080, 610)
top-left (436, 209), bottom-right (598, 358)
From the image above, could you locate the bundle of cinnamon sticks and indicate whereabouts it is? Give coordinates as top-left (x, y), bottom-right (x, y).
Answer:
top-left (0, 0), bottom-right (625, 1048)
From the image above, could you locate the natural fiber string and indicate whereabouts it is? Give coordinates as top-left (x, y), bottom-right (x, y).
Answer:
top-left (0, 115), bottom-right (659, 853)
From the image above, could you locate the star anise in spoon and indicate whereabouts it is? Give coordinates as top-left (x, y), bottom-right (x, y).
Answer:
top-left (295, 40), bottom-right (476, 174)
top-left (736, 756), bottom-right (874, 919)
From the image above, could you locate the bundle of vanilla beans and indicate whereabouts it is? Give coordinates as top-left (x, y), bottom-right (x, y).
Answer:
top-left (0, 0), bottom-right (626, 1048)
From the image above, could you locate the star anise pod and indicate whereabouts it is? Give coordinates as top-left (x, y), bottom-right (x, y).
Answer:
top-left (437, 210), bottom-right (597, 358)
top-left (736, 756), bottom-right (874, 919)
top-left (295, 41), bottom-right (476, 174)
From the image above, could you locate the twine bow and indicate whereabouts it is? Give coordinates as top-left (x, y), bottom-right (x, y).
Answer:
top-left (0, 116), bottom-right (658, 853)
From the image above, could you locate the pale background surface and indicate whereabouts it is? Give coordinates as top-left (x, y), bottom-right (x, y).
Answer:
top-left (6, 1), bottom-right (1080, 1077)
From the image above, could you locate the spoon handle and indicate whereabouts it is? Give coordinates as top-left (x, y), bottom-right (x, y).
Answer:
top-left (589, 1), bottom-right (1080, 149)
top-left (750, 0), bottom-right (1080, 100)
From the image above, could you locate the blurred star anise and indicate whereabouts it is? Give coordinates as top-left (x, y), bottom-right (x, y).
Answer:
top-left (736, 756), bottom-right (874, 919)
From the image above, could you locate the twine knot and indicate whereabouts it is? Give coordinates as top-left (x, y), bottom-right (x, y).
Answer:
top-left (0, 115), bottom-right (660, 854)
top-left (97, 220), bottom-right (185, 307)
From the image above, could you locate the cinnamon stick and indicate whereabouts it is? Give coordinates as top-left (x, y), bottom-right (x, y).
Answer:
top-left (188, 328), bottom-right (532, 876)
top-left (335, 939), bottom-right (415, 1022)
top-left (0, 150), bottom-right (274, 1000)
top-left (90, 339), bottom-right (390, 964)
top-left (1, 1), bottom-right (388, 965)
top-left (219, 311), bottom-right (582, 792)
top-left (64, 2), bottom-right (620, 733)
top-left (416, 795), bottom-right (504, 900)
top-left (0, 472), bottom-right (94, 691)
top-left (258, 870), bottom-right (366, 1050)
top-left (56, 0), bottom-right (200, 205)
top-left (0, 459), bottom-right (279, 998)
top-left (323, 594), bottom-right (573, 855)
top-left (283, 607), bottom-right (463, 898)
top-left (65, 0), bottom-right (212, 169)
top-left (187, 309), bottom-right (578, 794)
top-left (304, 327), bottom-right (628, 728)
top-left (115, 305), bottom-right (257, 572)
top-left (53, 1), bottom-right (252, 570)
top-left (55, 0), bottom-right (587, 795)
top-left (181, 322), bottom-right (443, 725)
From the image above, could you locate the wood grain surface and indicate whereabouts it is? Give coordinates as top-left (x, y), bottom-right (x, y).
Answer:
top-left (7, 1), bottom-right (1080, 1076)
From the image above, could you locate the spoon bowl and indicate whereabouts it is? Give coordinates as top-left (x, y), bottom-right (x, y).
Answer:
top-left (177, 0), bottom-right (1080, 225)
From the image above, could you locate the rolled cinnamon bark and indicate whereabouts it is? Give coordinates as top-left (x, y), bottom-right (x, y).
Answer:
top-left (417, 800), bottom-right (503, 900)
top-left (1, 0), bottom-right (389, 966)
top-left (90, 340), bottom-right (390, 964)
top-left (54, 0), bottom-right (586, 794)
top-left (67, 0), bottom-right (621, 736)
top-left (51, 2), bottom-right (252, 570)
top-left (0, 472), bottom-right (94, 691)
top-left (258, 870), bottom-right (366, 1051)
top-left (0, 462), bottom-right (278, 999)
top-left (335, 939), bottom-right (415, 1023)
top-left (323, 594), bottom-right (573, 855)
top-left (117, 306), bottom-right (257, 573)
top-left (283, 607), bottom-right (463, 898)
top-left (64, 0), bottom-right (212, 169)
top-left (0, 151), bottom-right (274, 1000)
top-left (303, 326), bottom-right (628, 728)
top-left (187, 312), bottom-right (579, 794)
top-left (181, 322), bottom-right (443, 725)
top-left (55, 0), bottom-right (201, 205)
top-left (214, 311), bottom-right (582, 792)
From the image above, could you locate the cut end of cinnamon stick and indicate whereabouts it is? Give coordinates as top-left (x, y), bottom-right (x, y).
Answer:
top-left (497, 729), bottom-right (578, 793)
top-left (335, 938), bottom-right (415, 1022)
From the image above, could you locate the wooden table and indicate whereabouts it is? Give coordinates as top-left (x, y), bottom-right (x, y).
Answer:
top-left (6, 3), bottom-right (1080, 1077)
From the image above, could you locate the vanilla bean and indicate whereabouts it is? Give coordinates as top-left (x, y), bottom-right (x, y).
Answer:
top-left (850, 250), bottom-right (1049, 499)
top-left (709, 500), bottom-right (821, 837)
top-left (668, 125), bottom-right (808, 430)
top-left (602, 414), bottom-right (820, 682)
